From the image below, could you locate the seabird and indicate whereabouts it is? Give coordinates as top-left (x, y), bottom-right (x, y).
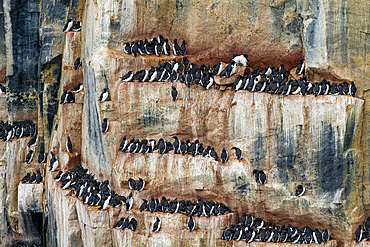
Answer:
top-left (38, 152), bottom-right (46, 163)
top-left (128, 178), bottom-right (136, 190)
top-left (210, 148), bottom-right (218, 161)
top-left (258, 170), bottom-right (267, 184)
top-left (54, 171), bottom-right (63, 181)
top-left (74, 57), bottom-right (82, 70)
top-left (25, 150), bottom-right (34, 164)
top-left (349, 81), bottom-right (356, 97)
top-left (364, 217), bottom-right (370, 231)
top-left (212, 62), bottom-right (223, 76)
top-left (140, 199), bottom-right (148, 211)
top-left (114, 218), bottom-right (124, 229)
top-left (35, 170), bottom-right (43, 183)
top-left (129, 218), bottom-right (137, 231)
top-left (71, 83), bottom-right (83, 93)
top-left (252, 170), bottom-right (262, 184)
top-left (131, 42), bottom-right (139, 57)
top-left (126, 192), bottom-right (133, 211)
top-left (136, 177), bottom-right (145, 191)
top-left (28, 135), bottom-right (37, 147)
top-left (295, 185), bottom-right (305, 196)
top-left (63, 19), bottom-right (73, 32)
top-left (21, 173), bottom-right (31, 183)
top-left (171, 86), bottom-right (179, 101)
top-left (322, 229), bottom-right (330, 242)
top-left (66, 136), bottom-right (73, 153)
top-left (99, 193), bottom-right (111, 210)
top-left (173, 39), bottom-right (182, 56)
top-left (119, 136), bottom-right (128, 151)
top-left (220, 60), bottom-right (236, 78)
top-left (220, 148), bottom-right (228, 163)
top-left (102, 118), bottom-right (109, 132)
top-left (149, 196), bottom-right (156, 213)
top-left (152, 217), bottom-right (161, 232)
top-left (99, 89), bottom-right (109, 102)
top-left (187, 216), bottom-right (195, 232)
top-left (232, 54), bottom-right (249, 66)
top-left (180, 40), bottom-right (187, 55)
top-left (296, 58), bottom-right (305, 75)
top-left (222, 228), bottom-right (234, 241)
top-left (71, 21), bottom-right (82, 31)
top-left (231, 147), bottom-right (242, 160)
top-left (355, 225), bottom-right (363, 242)
top-left (0, 84), bottom-right (5, 94)
top-left (50, 151), bottom-right (59, 171)
top-left (60, 90), bottom-right (68, 104)
top-left (124, 42), bottom-right (131, 54)
top-left (163, 39), bottom-right (171, 55)
top-left (66, 91), bottom-right (75, 103)
top-left (254, 217), bottom-right (264, 229)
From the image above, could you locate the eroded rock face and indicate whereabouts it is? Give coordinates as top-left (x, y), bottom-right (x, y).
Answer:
top-left (0, 0), bottom-right (368, 246)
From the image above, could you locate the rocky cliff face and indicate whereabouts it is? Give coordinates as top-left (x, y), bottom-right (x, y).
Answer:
top-left (0, 0), bottom-right (368, 246)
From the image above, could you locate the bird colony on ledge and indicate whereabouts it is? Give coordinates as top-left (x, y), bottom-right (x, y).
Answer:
top-left (222, 212), bottom-right (330, 244)
top-left (355, 217), bottom-right (370, 242)
top-left (42, 22), bottom-right (363, 244)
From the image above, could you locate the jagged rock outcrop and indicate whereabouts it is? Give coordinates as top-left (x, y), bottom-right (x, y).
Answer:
top-left (0, 0), bottom-right (368, 246)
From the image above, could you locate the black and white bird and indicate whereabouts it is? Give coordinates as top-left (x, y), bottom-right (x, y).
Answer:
top-left (349, 81), bottom-right (357, 97)
top-left (60, 90), bottom-right (68, 104)
top-left (171, 86), bottom-right (178, 101)
top-left (220, 148), bottom-right (228, 163)
top-left (0, 84), bottom-right (6, 94)
top-left (63, 19), bottom-right (73, 32)
top-left (124, 43), bottom-right (131, 54)
top-left (220, 60), bottom-right (236, 78)
top-left (187, 216), bottom-right (195, 232)
top-left (137, 177), bottom-right (145, 191)
top-left (120, 71), bottom-right (133, 82)
top-left (50, 151), bottom-right (59, 171)
top-left (28, 135), bottom-right (37, 147)
top-left (71, 21), bottom-right (82, 31)
top-left (129, 218), bottom-right (137, 231)
top-left (66, 136), bottom-right (73, 153)
top-left (322, 229), bottom-right (330, 242)
top-left (74, 57), bottom-right (82, 70)
top-left (128, 178), bottom-right (136, 190)
top-left (355, 225), bottom-right (363, 242)
top-left (231, 147), bottom-right (242, 160)
top-left (180, 40), bottom-right (187, 55)
top-left (364, 217), bottom-right (370, 231)
top-left (232, 54), bottom-right (249, 66)
top-left (99, 89), bottom-right (109, 102)
top-left (102, 118), bottom-right (109, 132)
top-left (38, 152), bottom-right (46, 163)
top-left (66, 92), bottom-right (75, 103)
top-left (212, 62), bottom-right (223, 76)
top-left (71, 83), bottom-right (83, 93)
top-left (258, 170), bottom-right (267, 184)
top-left (152, 217), bottom-right (161, 232)
top-left (35, 170), bottom-right (43, 183)
top-left (295, 185), bottom-right (305, 196)
top-left (296, 58), bottom-right (305, 75)
top-left (25, 150), bottom-right (34, 164)
top-left (173, 39), bottom-right (182, 56)
top-left (125, 192), bottom-right (133, 211)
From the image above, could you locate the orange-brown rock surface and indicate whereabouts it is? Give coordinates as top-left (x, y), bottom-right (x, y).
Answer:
top-left (0, 0), bottom-right (368, 246)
